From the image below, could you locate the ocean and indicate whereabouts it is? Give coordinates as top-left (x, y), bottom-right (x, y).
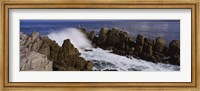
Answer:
top-left (20, 20), bottom-right (180, 43)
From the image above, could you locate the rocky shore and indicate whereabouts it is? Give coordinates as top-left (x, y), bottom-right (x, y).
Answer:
top-left (20, 32), bottom-right (93, 71)
top-left (79, 27), bottom-right (180, 66)
top-left (20, 27), bottom-right (180, 71)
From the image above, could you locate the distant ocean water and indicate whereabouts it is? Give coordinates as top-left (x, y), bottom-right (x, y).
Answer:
top-left (20, 20), bottom-right (180, 43)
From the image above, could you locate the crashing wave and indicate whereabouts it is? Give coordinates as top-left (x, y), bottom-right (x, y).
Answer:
top-left (80, 48), bottom-right (180, 71)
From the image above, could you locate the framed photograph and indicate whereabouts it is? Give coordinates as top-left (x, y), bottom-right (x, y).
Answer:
top-left (0, 0), bottom-right (199, 91)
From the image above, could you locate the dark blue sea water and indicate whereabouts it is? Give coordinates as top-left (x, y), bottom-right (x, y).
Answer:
top-left (20, 20), bottom-right (180, 43)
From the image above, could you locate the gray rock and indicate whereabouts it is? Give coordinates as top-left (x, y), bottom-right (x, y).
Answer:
top-left (24, 37), bottom-right (32, 47)
top-left (38, 43), bottom-right (50, 57)
top-left (32, 38), bottom-right (43, 51)
top-left (20, 32), bottom-right (28, 45)
top-left (20, 51), bottom-right (52, 71)
top-left (30, 32), bottom-right (40, 42)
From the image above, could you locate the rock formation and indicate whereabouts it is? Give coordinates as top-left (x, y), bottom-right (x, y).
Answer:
top-left (20, 50), bottom-right (52, 71)
top-left (20, 26), bottom-right (180, 72)
top-left (53, 39), bottom-right (93, 71)
top-left (20, 32), bottom-right (93, 71)
top-left (155, 37), bottom-right (166, 52)
top-left (20, 32), bottom-right (52, 71)
top-left (168, 40), bottom-right (180, 65)
top-left (79, 27), bottom-right (180, 66)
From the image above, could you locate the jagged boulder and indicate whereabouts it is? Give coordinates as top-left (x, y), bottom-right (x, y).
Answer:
top-left (30, 32), bottom-right (40, 42)
top-left (169, 40), bottom-right (180, 54)
top-left (20, 32), bottom-right (94, 71)
top-left (137, 37), bottom-right (154, 62)
top-left (168, 40), bottom-right (180, 65)
top-left (20, 32), bottom-right (53, 71)
top-left (53, 38), bottom-right (93, 71)
top-left (106, 28), bottom-right (121, 46)
top-left (21, 32), bottom-right (43, 51)
top-left (136, 34), bottom-right (144, 46)
top-left (57, 39), bottom-right (80, 61)
top-left (97, 28), bottom-right (109, 45)
top-left (49, 42), bottom-right (60, 60)
top-left (155, 37), bottom-right (166, 52)
top-left (105, 27), bottom-right (132, 49)
top-left (38, 43), bottom-right (50, 57)
top-left (20, 51), bottom-right (52, 71)
top-left (32, 38), bottom-right (43, 51)
top-left (20, 32), bottom-right (28, 46)
top-left (20, 32), bottom-right (27, 40)
top-left (39, 36), bottom-right (60, 60)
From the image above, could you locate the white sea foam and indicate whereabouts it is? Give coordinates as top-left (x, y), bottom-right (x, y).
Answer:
top-left (80, 48), bottom-right (180, 71)
top-left (47, 28), bottom-right (92, 50)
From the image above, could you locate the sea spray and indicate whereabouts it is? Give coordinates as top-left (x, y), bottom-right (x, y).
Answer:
top-left (47, 28), bottom-right (92, 50)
